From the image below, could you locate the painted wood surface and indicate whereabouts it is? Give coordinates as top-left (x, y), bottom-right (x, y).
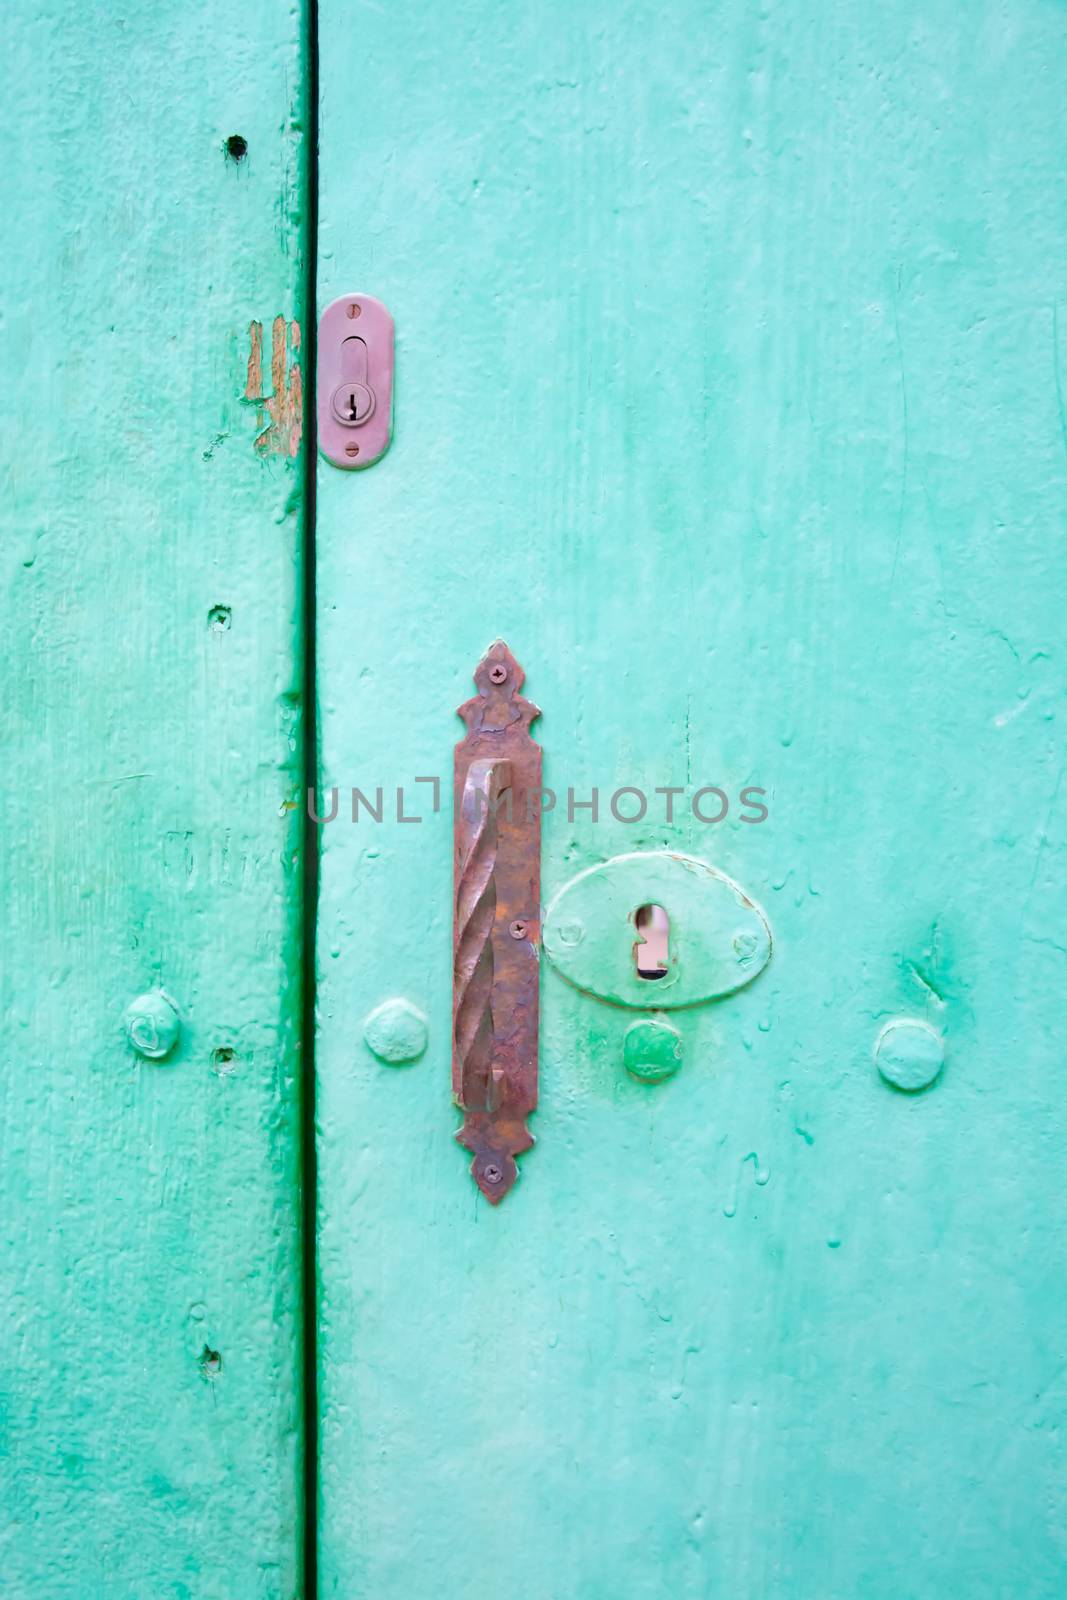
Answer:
top-left (1, 4), bottom-right (309, 1594)
top-left (315, 2), bottom-right (1067, 1596)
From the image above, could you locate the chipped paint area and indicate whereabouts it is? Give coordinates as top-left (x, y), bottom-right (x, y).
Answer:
top-left (245, 316), bottom-right (303, 458)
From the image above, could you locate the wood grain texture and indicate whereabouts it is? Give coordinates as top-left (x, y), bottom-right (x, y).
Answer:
top-left (0, 4), bottom-right (309, 1595)
top-left (315, 2), bottom-right (1067, 1596)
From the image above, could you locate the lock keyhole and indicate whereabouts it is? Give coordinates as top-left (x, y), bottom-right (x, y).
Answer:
top-left (634, 903), bottom-right (670, 980)
top-left (331, 336), bottom-right (376, 427)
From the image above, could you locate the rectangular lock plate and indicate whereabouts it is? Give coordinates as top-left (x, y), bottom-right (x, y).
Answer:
top-left (316, 294), bottom-right (394, 469)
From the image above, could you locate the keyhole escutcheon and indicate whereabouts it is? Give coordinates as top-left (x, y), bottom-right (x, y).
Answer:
top-left (317, 293), bottom-right (394, 469)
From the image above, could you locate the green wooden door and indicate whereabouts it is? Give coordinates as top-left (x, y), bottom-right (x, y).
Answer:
top-left (313, 3), bottom-right (1067, 1597)
top-left (6, 3), bottom-right (1067, 1596)
top-left (2, 3), bottom-right (309, 1594)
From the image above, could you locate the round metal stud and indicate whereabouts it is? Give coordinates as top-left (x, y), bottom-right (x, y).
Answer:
top-left (363, 998), bottom-right (429, 1066)
top-left (623, 1017), bottom-right (683, 1083)
top-left (874, 1018), bottom-right (944, 1092)
top-left (124, 991), bottom-right (181, 1061)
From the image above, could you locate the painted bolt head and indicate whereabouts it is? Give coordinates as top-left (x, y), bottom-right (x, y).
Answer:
top-left (623, 1017), bottom-right (683, 1083)
top-left (124, 991), bottom-right (181, 1061)
top-left (363, 998), bottom-right (429, 1066)
top-left (874, 1018), bottom-right (944, 1092)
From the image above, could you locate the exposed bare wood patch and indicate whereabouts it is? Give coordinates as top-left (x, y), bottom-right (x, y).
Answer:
top-left (245, 319), bottom-right (263, 401)
top-left (244, 316), bottom-right (303, 458)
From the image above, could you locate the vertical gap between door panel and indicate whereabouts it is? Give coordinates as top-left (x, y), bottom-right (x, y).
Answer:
top-left (300, 0), bottom-right (320, 1593)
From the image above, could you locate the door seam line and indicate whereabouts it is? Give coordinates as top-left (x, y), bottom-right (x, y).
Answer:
top-left (300, 0), bottom-right (320, 1592)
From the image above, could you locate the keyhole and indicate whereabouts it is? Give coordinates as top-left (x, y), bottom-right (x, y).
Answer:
top-left (331, 336), bottom-right (376, 427)
top-left (634, 903), bottom-right (670, 980)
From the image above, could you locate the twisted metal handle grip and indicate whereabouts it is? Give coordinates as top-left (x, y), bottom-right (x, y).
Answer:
top-left (453, 758), bottom-right (511, 1113)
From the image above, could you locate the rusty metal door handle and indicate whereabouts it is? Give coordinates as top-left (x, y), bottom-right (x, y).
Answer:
top-left (453, 643), bottom-right (541, 1202)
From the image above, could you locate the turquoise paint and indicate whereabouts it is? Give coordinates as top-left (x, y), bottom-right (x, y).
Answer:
top-left (315, 1), bottom-right (1067, 1595)
top-left (1, 2), bottom-right (310, 1593)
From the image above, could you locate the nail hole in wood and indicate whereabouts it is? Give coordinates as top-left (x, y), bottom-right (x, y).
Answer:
top-left (199, 1345), bottom-right (223, 1378)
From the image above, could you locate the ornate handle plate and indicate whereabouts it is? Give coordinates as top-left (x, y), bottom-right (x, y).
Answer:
top-left (452, 642), bottom-right (541, 1202)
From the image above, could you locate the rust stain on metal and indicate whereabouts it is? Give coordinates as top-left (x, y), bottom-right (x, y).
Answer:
top-left (453, 641), bottom-right (541, 1203)
top-left (244, 316), bottom-right (303, 458)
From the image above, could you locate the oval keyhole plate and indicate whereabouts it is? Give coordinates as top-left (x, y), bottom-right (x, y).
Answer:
top-left (317, 294), bottom-right (394, 470)
top-left (542, 851), bottom-right (772, 1008)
